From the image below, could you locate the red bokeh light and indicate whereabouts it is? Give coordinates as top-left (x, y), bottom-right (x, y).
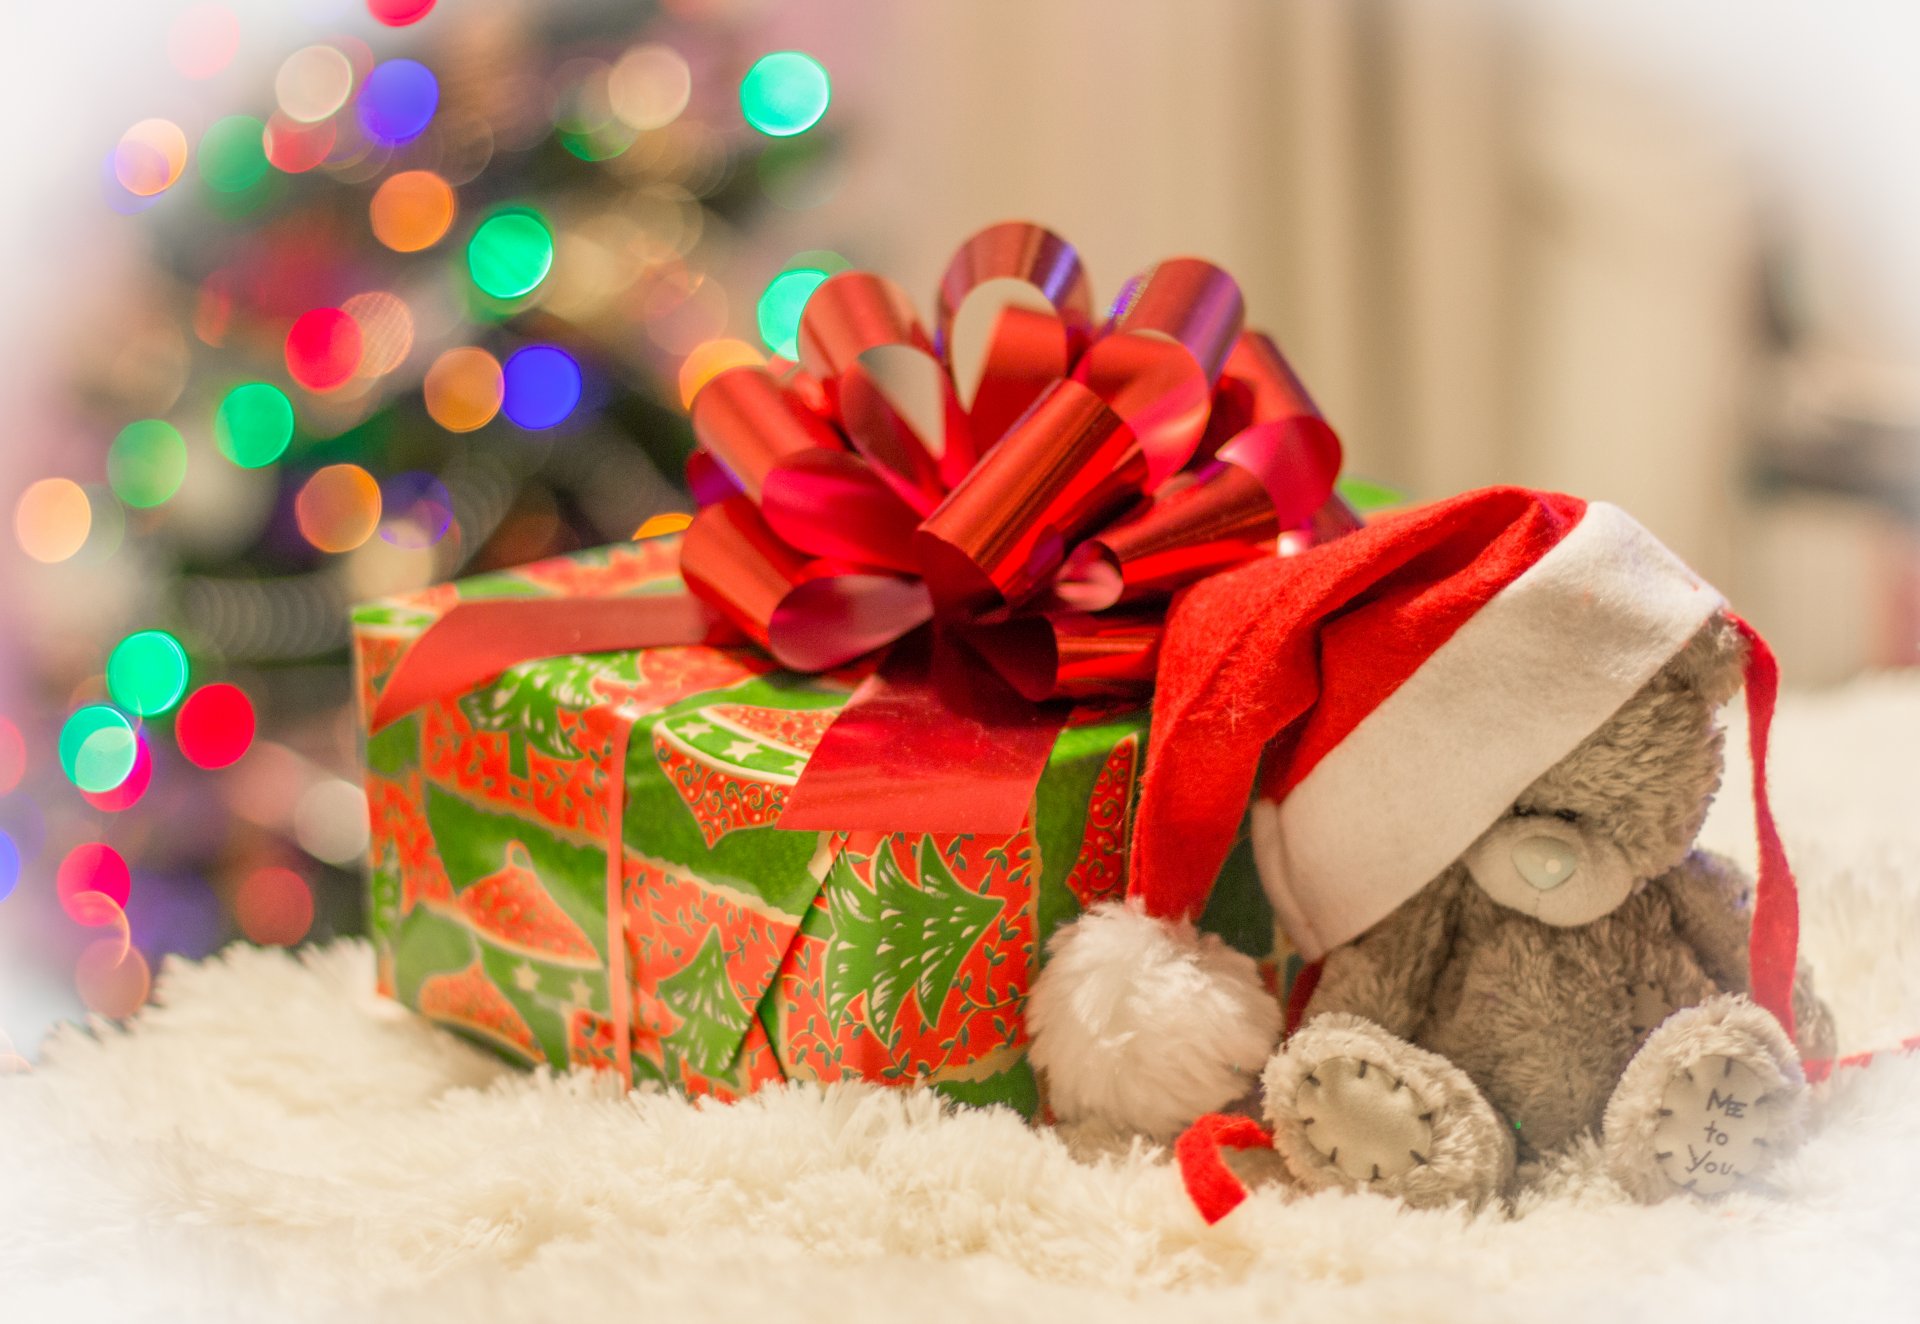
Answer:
top-left (57, 843), bottom-right (132, 926)
top-left (176, 683), bottom-right (255, 769)
top-left (285, 308), bottom-right (363, 392)
top-left (0, 715), bottom-right (24, 796)
top-left (236, 866), bottom-right (315, 946)
top-left (79, 732), bottom-right (151, 812)
top-left (264, 113), bottom-right (337, 174)
top-left (368, 0), bottom-right (437, 27)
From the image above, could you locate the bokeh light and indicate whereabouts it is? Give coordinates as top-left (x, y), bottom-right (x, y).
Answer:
top-left (0, 830), bottom-right (17, 904)
top-left (107, 630), bottom-right (190, 717)
top-left (295, 463), bottom-right (382, 552)
top-left (16, 478), bottom-right (93, 563)
top-left (467, 208), bottom-right (554, 299)
top-left (107, 419), bottom-right (188, 508)
top-left (176, 683), bottom-right (255, 769)
top-left (740, 51), bottom-right (831, 138)
top-left (358, 58), bottom-right (439, 147)
top-left (57, 843), bottom-right (131, 926)
top-left (285, 307), bottom-right (363, 391)
top-left (295, 779), bottom-right (369, 865)
top-left (198, 115), bottom-right (270, 193)
top-left (264, 112), bottom-right (337, 174)
top-left (59, 706), bottom-right (138, 794)
top-left (113, 120), bottom-right (190, 197)
top-left (423, 346), bottom-right (503, 432)
top-left (379, 471), bottom-right (453, 546)
top-left (678, 338), bottom-right (764, 408)
top-left (276, 44), bottom-right (354, 122)
top-left (167, 4), bottom-right (239, 81)
top-left (502, 346), bottom-right (582, 429)
top-left (79, 733), bottom-right (151, 813)
top-left (0, 716), bottom-right (24, 796)
top-left (369, 170), bottom-right (455, 251)
top-left (342, 291), bottom-right (413, 377)
top-left (610, 44), bottom-right (692, 130)
top-left (215, 382), bottom-right (295, 467)
top-left (368, 0), bottom-right (436, 26)
top-left (75, 940), bottom-right (150, 1019)
top-left (757, 267), bottom-right (828, 358)
top-left (235, 866), bottom-right (315, 945)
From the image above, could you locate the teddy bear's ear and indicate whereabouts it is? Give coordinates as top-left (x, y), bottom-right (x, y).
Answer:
top-left (1662, 611), bottom-right (1750, 706)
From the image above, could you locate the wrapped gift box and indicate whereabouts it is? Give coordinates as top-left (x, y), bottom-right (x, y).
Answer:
top-left (354, 536), bottom-right (1277, 1115)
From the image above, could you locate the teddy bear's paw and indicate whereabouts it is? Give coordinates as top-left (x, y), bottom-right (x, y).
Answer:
top-left (1649, 1055), bottom-right (1794, 1194)
top-left (1295, 1055), bottom-right (1433, 1184)
top-left (1603, 993), bottom-right (1808, 1203)
top-left (1264, 1014), bottom-right (1515, 1208)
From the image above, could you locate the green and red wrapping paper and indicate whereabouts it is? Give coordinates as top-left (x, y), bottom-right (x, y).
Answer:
top-left (354, 223), bottom-right (1350, 1110)
top-left (355, 538), bottom-right (1281, 1108)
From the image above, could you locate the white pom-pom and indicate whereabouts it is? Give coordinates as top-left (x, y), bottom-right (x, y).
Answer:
top-left (1025, 900), bottom-right (1282, 1139)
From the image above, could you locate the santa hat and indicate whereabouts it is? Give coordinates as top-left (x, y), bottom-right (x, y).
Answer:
top-left (1026, 486), bottom-right (1799, 1139)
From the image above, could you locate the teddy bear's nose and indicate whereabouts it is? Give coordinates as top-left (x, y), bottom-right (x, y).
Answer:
top-left (1511, 836), bottom-right (1579, 890)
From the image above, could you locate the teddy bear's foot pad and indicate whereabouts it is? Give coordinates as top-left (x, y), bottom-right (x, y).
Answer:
top-left (1297, 1056), bottom-right (1434, 1183)
top-left (1603, 993), bottom-right (1808, 1203)
top-left (1650, 1055), bottom-right (1788, 1195)
top-left (1264, 1014), bottom-right (1516, 1207)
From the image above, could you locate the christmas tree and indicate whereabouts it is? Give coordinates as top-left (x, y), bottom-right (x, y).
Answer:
top-left (0, 0), bottom-right (839, 1035)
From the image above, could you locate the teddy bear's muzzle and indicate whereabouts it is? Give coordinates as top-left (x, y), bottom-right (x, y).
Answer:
top-left (1465, 815), bottom-right (1637, 926)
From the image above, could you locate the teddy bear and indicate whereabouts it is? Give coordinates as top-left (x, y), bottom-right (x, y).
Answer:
top-left (1026, 486), bottom-right (1834, 1209)
top-left (1259, 610), bottom-right (1836, 1207)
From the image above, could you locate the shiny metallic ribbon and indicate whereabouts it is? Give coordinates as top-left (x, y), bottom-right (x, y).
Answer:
top-left (678, 221), bottom-right (1354, 833)
top-left (371, 222), bottom-right (1354, 838)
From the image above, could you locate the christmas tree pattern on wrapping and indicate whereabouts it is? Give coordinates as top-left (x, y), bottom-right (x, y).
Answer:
top-left (652, 705), bottom-right (822, 847)
top-left (1061, 735), bottom-right (1138, 908)
top-left (418, 959), bottom-right (541, 1063)
top-left (456, 840), bottom-right (600, 968)
top-left (775, 829), bottom-right (1037, 1086)
top-left (621, 851), bottom-right (805, 1094)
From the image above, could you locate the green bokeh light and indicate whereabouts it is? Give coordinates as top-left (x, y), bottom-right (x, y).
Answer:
top-left (466, 209), bottom-right (555, 300)
top-left (107, 629), bottom-right (190, 718)
top-left (756, 267), bottom-right (829, 359)
top-left (739, 52), bottom-right (831, 138)
top-left (215, 383), bottom-right (295, 468)
top-left (106, 420), bottom-right (187, 508)
top-left (1335, 476), bottom-right (1407, 512)
top-left (198, 115), bottom-right (270, 194)
top-left (59, 705), bottom-right (138, 795)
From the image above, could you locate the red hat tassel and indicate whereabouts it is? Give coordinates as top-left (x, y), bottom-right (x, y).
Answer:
top-left (1730, 615), bottom-right (1798, 1047)
top-left (1175, 1113), bottom-right (1275, 1224)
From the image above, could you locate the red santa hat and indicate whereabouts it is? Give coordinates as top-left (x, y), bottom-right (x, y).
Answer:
top-left (1026, 486), bottom-right (1799, 1139)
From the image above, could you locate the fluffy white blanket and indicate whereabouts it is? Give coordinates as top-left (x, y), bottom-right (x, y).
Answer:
top-left (4, 679), bottom-right (1919, 1323)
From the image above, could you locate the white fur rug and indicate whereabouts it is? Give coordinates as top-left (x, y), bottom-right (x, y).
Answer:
top-left (5, 678), bottom-right (1920, 1324)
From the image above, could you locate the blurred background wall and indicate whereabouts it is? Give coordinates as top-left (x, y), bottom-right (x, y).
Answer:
top-left (1, 0), bottom-right (1916, 1054)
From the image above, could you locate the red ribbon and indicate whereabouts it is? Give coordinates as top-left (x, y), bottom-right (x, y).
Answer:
top-left (370, 222), bottom-right (1352, 835)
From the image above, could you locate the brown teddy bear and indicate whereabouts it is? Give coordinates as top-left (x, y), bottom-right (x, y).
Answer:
top-left (1026, 487), bottom-right (1833, 1210)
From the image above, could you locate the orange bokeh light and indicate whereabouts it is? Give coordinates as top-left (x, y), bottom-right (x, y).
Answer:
top-left (423, 346), bottom-right (504, 432)
top-left (295, 464), bottom-right (382, 553)
top-left (369, 170), bottom-right (457, 252)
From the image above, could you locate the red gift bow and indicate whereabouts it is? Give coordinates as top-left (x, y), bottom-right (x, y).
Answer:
top-left (369, 222), bottom-right (1353, 837)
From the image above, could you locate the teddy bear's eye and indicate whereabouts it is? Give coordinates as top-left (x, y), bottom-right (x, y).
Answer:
top-left (1512, 805), bottom-right (1582, 825)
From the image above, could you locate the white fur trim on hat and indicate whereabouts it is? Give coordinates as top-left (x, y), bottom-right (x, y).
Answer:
top-left (1025, 901), bottom-right (1282, 1139)
top-left (1253, 500), bottom-right (1725, 960)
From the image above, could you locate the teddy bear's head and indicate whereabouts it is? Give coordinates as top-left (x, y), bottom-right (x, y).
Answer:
top-left (1460, 612), bottom-right (1750, 927)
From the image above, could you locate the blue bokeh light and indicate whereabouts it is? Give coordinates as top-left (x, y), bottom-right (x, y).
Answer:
top-left (0, 829), bottom-right (17, 903)
top-left (502, 346), bottom-right (583, 429)
top-left (358, 59), bottom-right (440, 147)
